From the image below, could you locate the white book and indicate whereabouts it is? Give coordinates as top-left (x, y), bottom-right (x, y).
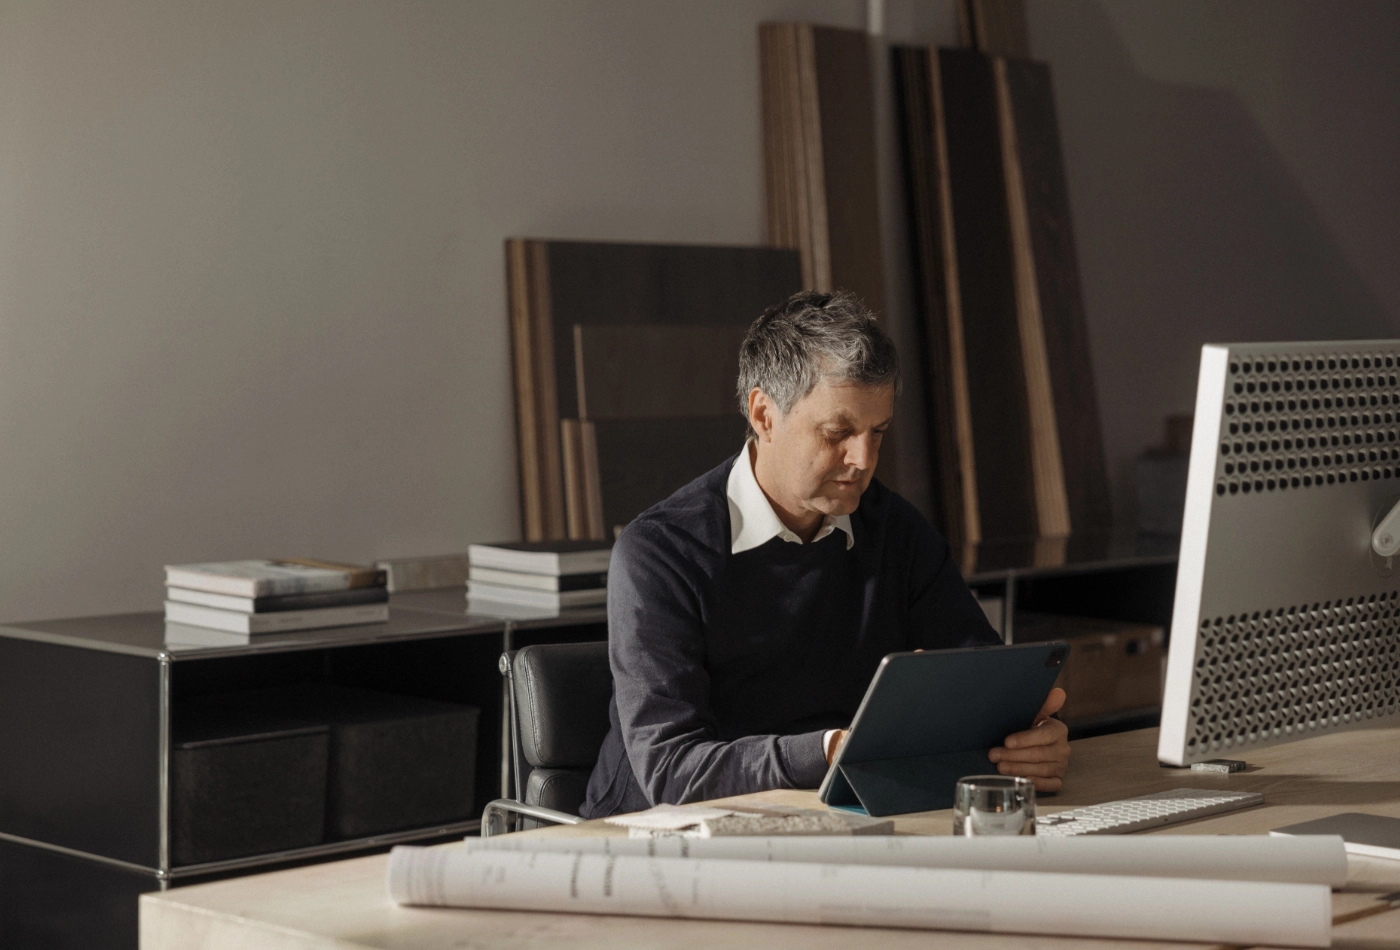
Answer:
top-left (164, 600), bottom-right (389, 635)
top-left (465, 597), bottom-right (561, 620)
top-left (465, 581), bottom-right (605, 609)
top-left (467, 541), bottom-right (612, 576)
top-left (164, 559), bottom-right (385, 598)
top-left (467, 566), bottom-right (606, 593)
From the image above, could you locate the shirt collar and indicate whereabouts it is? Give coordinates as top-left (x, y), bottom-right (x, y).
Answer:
top-left (726, 442), bottom-right (855, 555)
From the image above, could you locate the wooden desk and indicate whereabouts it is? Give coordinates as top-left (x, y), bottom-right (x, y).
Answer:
top-left (139, 726), bottom-right (1400, 950)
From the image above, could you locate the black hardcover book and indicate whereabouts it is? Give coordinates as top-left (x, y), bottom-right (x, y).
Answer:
top-left (165, 586), bottom-right (389, 614)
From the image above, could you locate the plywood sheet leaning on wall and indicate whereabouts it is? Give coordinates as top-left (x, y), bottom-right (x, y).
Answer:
top-left (933, 47), bottom-right (1041, 544)
top-left (759, 22), bottom-right (900, 492)
top-left (591, 416), bottom-right (750, 540)
top-left (891, 45), bottom-right (1110, 549)
top-left (574, 324), bottom-right (751, 537)
top-left (759, 23), bottom-right (886, 322)
top-left (891, 45), bottom-right (980, 551)
top-left (505, 240), bottom-right (801, 541)
top-left (1000, 57), bottom-right (1112, 537)
top-left (956, 0), bottom-right (1031, 58)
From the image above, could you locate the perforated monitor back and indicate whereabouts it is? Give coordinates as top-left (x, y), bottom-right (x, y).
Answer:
top-left (1159, 342), bottom-right (1400, 765)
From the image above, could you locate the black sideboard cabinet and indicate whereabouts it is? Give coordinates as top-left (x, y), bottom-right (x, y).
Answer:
top-left (0, 600), bottom-right (606, 950)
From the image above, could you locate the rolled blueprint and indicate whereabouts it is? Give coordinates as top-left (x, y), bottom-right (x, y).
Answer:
top-left (387, 847), bottom-right (1332, 947)
top-left (467, 832), bottom-right (1349, 887)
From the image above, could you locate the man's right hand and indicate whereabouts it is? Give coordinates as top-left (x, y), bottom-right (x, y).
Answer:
top-left (987, 687), bottom-right (1071, 792)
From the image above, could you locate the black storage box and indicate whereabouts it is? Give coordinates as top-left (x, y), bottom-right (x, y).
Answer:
top-left (173, 684), bottom-right (479, 849)
top-left (315, 687), bottom-right (480, 839)
top-left (170, 702), bottom-right (328, 867)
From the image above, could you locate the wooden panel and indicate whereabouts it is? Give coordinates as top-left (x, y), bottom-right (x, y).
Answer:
top-left (995, 57), bottom-right (1071, 539)
top-left (892, 46), bottom-right (979, 547)
top-left (759, 24), bottom-right (827, 287)
top-left (893, 47), bottom-right (1110, 544)
top-left (592, 416), bottom-right (747, 538)
top-left (560, 419), bottom-right (597, 542)
top-left (937, 48), bottom-right (1039, 542)
top-left (573, 325), bottom-right (748, 420)
top-left (812, 26), bottom-right (886, 318)
top-left (505, 240), bottom-right (801, 540)
top-left (957, 0), bottom-right (1030, 58)
top-left (506, 239), bottom-right (564, 542)
top-left (543, 242), bottom-right (800, 419)
top-left (759, 22), bottom-right (886, 317)
top-left (1002, 58), bottom-right (1113, 536)
top-left (760, 23), bottom-right (898, 493)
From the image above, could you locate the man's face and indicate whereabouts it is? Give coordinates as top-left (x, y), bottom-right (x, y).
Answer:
top-left (754, 379), bottom-right (895, 519)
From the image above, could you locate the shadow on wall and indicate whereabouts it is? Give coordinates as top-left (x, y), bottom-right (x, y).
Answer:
top-left (1031, 0), bottom-right (1397, 529)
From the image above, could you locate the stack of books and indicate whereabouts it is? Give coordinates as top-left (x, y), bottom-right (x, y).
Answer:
top-left (164, 559), bottom-right (389, 635)
top-left (466, 541), bottom-right (612, 614)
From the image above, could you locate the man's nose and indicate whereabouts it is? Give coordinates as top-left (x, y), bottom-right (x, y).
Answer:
top-left (845, 433), bottom-right (877, 470)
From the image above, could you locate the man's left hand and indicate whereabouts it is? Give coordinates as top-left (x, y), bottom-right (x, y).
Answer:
top-left (987, 687), bottom-right (1071, 793)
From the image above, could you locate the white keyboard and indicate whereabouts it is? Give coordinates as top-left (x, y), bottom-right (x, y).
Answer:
top-left (1036, 788), bottom-right (1264, 836)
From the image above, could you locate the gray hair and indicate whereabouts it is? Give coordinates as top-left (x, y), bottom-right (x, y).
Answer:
top-left (736, 290), bottom-right (901, 436)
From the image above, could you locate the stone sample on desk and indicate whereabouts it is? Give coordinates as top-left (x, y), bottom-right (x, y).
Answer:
top-left (605, 803), bottom-right (893, 837)
top-left (376, 554), bottom-right (472, 593)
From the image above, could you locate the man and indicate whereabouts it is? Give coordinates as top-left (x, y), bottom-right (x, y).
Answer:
top-left (581, 291), bottom-right (1069, 818)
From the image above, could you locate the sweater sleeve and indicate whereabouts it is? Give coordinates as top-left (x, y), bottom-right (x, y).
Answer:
top-left (607, 523), bottom-right (829, 806)
top-left (903, 511), bottom-right (1003, 650)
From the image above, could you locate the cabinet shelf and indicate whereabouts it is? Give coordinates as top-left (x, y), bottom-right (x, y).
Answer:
top-left (164, 818), bottom-right (483, 880)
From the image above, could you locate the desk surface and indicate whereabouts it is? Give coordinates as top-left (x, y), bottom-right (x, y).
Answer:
top-left (139, 726), bottom-right (1400, 950)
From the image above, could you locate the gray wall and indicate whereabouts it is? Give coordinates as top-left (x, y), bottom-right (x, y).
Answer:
top-left (0, 1), bottom-right (1395, 619)
top-left (1031, 0), bottom-right (1400, 526)
top-left (0, 0), bottom-right (875, 619)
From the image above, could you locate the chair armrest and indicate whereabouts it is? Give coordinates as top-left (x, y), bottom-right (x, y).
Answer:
top-left (480, 798), bottom-right (583, 837)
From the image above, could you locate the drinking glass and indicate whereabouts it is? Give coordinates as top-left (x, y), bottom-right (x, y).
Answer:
top-left (952, 775), bottom-right (1036, 835)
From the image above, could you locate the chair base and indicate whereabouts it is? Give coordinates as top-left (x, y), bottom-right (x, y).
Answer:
top-left (479, 799), bottom-right (583, 837)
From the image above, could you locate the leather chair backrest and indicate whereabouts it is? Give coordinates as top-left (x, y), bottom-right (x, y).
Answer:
top-left (511, 641), bottom-right (612, 770)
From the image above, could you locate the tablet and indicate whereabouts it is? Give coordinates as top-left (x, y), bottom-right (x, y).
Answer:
top-left (818, 642), bottom-right (1069, 816)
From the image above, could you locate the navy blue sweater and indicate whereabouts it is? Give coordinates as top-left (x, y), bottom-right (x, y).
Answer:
top-left (580, 453), bottom-right (1000, 818)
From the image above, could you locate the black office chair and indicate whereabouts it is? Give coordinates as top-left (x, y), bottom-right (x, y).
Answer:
top-left (480, 641), bottom-right (613, 836)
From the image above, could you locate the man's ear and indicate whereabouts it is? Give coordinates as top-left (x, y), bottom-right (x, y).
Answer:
top-left (748, 388), bottom-right (779, 442)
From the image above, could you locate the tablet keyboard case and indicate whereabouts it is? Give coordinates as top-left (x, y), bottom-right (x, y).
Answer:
top-left (821, 644), bottom-right (1067, 816)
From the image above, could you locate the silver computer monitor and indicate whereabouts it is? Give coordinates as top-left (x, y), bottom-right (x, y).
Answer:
top-left (1158, 341), bottom-right (1400, 765)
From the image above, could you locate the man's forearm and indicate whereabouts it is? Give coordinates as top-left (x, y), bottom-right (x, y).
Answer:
top-left (625, 727), bottom-right (829, 805)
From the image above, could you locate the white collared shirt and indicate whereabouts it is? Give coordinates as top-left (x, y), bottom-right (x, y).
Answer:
top-left (726, 441), bottom-right (855, 554)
